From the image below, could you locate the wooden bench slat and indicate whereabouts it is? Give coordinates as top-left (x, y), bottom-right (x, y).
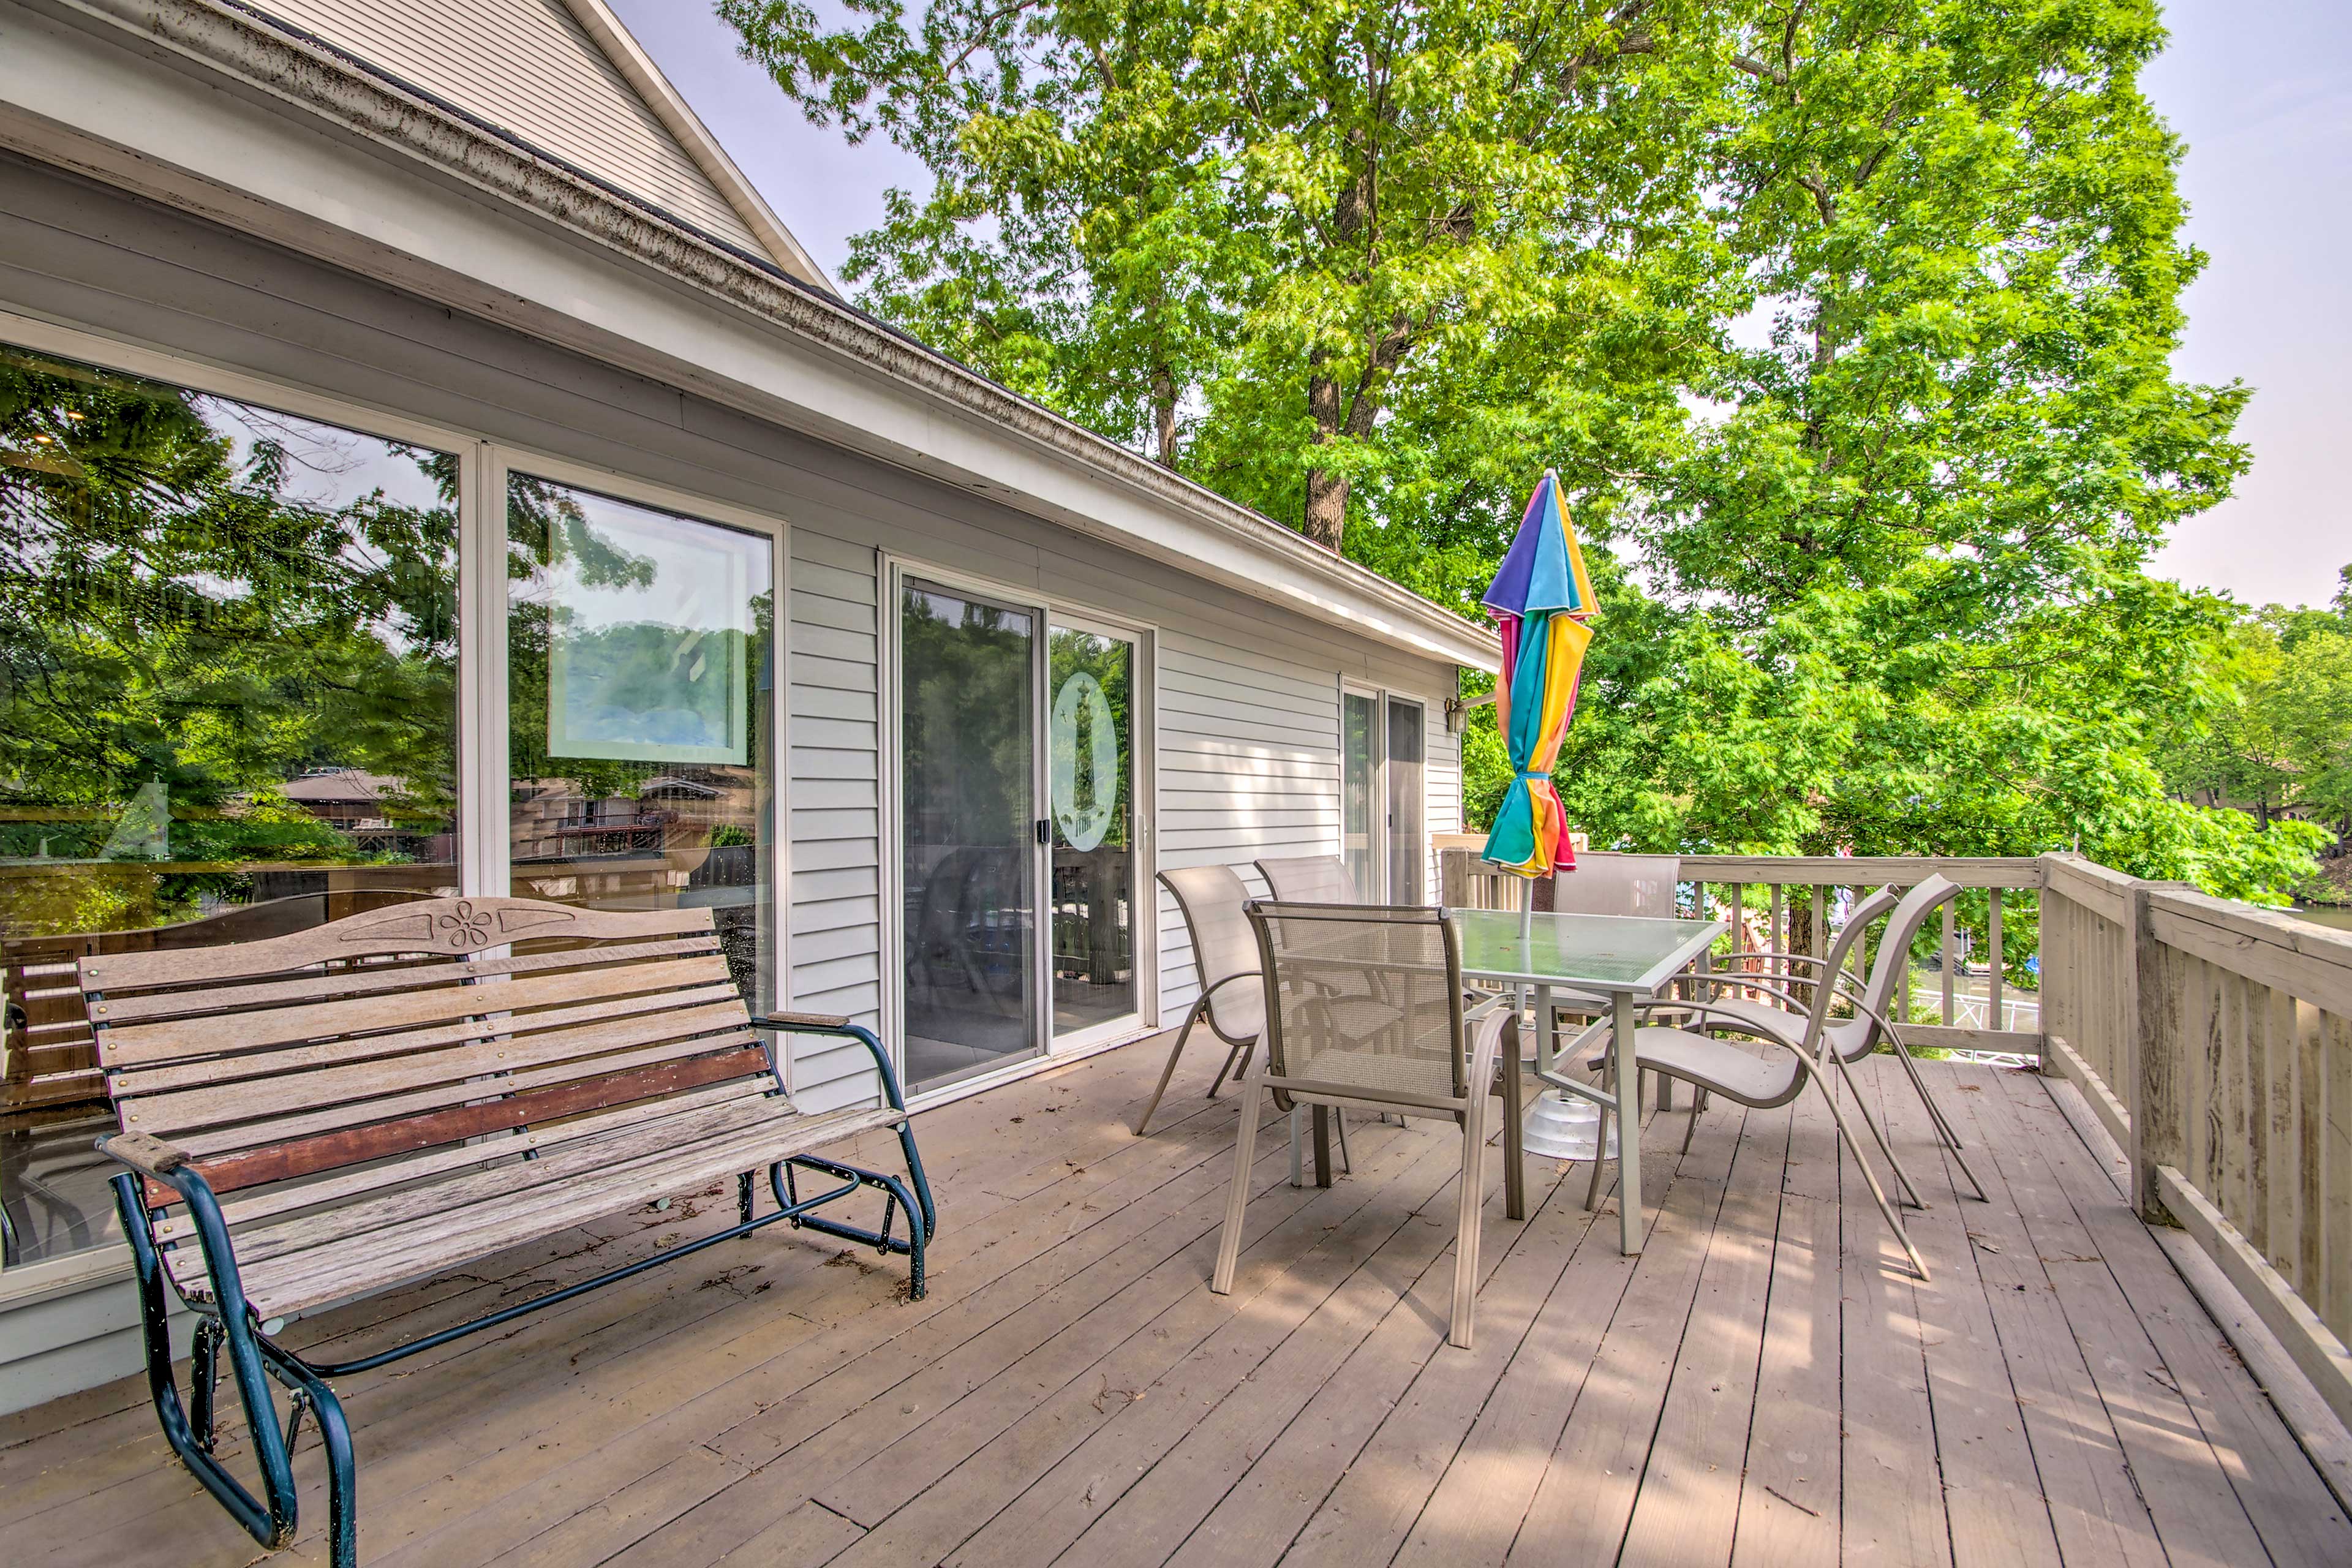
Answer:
top-left (107, 981), bottom-right (744, 1099)
top-left (219, 1090), bottom-right (827, 1268)
top-left (157, 1045), bottom-right (774, 1201)
top-left (121, 997), bottom-right (755, 1135)
top-left (227, 1103), bottom-right (906, 1317)
top-left (89, 935), bottom-right (720, 1024)
top-left (94, 954), bottom-right (733, 1066)
top-left (148, 1079), bottom-right (771, 1245)
top-left (154, 1029), bottom-right (761, 1163)
top-left (81, 898), bottom-right (714, 989)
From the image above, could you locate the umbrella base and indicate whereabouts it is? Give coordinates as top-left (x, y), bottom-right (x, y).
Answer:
top-left (1521, 1087), bottom-right (1618, 1162)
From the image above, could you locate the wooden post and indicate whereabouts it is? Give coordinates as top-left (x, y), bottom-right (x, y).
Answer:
top-left (1987, 887), bottom-right (2005, 1031)
top-left (1940, 903), bottom-right (1958, 1025)
top-left (2133, 881), bottom-right (2184, 1225)
top-left (2036, 856), bottom-right (2062, 1074)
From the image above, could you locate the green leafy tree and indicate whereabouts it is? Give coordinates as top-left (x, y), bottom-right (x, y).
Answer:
top-left (730, 0), bottom-right (2316, 902)
top-left (722, 0), bottom-right (1722, 558)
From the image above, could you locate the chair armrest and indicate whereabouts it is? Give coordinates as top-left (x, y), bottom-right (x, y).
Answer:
top-left (96, 1131), bottom-right (195, 1179)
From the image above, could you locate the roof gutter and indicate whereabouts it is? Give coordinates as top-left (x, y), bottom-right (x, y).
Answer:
top-left (7, 0), bottom-right (1501, 671)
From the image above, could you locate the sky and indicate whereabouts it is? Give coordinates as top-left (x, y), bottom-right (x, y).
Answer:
top-left (609, 0), bottom-right (2350, 612)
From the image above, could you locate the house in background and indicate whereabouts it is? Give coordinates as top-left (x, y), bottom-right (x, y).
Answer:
top-left (0, 0), bottom-right (1494, 1411)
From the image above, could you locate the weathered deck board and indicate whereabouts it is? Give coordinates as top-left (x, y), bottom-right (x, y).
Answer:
top-left (9, 1039), bottom-right (2348, 1568)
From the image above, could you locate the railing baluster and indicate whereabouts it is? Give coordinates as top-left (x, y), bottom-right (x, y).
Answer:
top-left (2326, 1008), bottom-right (2352, 1341)
top-left (1770, 884), bottom-right (1784, 989)
top-left (1940, 902), bottom-right (1957, 1027)
top-left (1988, 888), bottom-right (2004, 1033)
top-left (1728, 883), bottom-right (1745, 998)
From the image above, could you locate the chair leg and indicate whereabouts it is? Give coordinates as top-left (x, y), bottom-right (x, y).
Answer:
top-left (1287, 1104), bottom-right (1305, 1188)
top-left (1135, 1005), bottom-right (1205, 1136)
top-left (1585, 1051), bottom-right (1616, 1212)
top-left (1334, 1108), bottom-right (1352, 1174)
top-left (1210, 1037), bottom-right (1256, 1098)
top-left (1681, 1099), bottom-right (1702, 1156)
top-left (1832, 1057), bottom-right (1928, 1210)
top-left (1810, 1074), bottom-right (1931, 1281)
top-left (1891, 1044), bottom-right (1988, 1201)
top-left (1450, 1084), bottom-right (1490, 1349)
top-left (1212, 1075), bottom-right (1267, 1295)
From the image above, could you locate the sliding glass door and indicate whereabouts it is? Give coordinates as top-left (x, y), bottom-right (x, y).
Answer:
top-left (900, 578), bottom-right (1041, 1092)
top-left (1341, 686), bottom-right (1428, 905)
top-left (897, 575), bottom-right (1147, 1095)
top-left (1387, 696), bottom-right (1426, 904)
top-left (1049, 620), bottom-right (1140, 1047)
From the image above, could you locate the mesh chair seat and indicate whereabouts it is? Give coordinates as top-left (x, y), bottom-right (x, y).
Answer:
top-left (1694, 997), bottom-right (1870, 1060)
top-left (1595, 997), bottom-right (1868, 1069)
top-left (1292, 1045), bottom-right (1459, 1102)
top-left (1626, 1029), bottom-right (1800, 1106)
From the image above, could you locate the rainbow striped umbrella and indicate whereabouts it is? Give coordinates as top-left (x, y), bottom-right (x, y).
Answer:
top-left (1479, 470), bottom-right (1597, 881)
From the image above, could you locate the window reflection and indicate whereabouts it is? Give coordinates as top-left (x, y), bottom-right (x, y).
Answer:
top-left (0, 342), bottom-right (459, 1270)
top-left (505, 476), bottom-right (775, 1011)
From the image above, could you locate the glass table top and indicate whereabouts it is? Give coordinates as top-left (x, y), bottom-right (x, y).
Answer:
top-left (1450, 909), bottom-right (1725, 993)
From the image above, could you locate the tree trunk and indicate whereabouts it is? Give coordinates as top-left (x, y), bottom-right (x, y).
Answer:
top-left (1303, 366), bottom-right (1347, 550)
top-left (1303, 469), bottom-right (1348, 550)
top-left (1150, 366), bottom-right (1178, 468)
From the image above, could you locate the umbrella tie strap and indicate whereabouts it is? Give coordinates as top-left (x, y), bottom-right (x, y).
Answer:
top-left (1516, 769), bottom-right (1552, 782)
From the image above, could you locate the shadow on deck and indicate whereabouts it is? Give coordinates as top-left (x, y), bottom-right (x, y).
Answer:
top-left (5, 1040), bottom-right (2349, 1566)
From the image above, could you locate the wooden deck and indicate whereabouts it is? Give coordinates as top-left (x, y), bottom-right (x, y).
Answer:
top-left (6, 1035), bottom-right (2350, 1567)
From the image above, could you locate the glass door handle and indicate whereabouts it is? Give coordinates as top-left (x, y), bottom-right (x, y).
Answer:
top-left (1036, 818), bottom-right (1052, 846)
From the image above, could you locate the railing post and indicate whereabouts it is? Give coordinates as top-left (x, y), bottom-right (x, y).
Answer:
top-left (2036, 853), bottom-right (2062, 1074)
top-left (2132, 880), bottom-right (2184, 1225)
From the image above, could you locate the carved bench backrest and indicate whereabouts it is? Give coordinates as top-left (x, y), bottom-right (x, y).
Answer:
top-left (79, 897), bottom-right (776, 1210)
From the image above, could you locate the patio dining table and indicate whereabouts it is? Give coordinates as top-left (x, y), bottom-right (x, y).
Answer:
top-left (1451, 908), bottom-right (1725, 1256)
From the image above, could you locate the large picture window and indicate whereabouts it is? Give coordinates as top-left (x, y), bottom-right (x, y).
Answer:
top-left (0, 342), bottom-right (461, 1271)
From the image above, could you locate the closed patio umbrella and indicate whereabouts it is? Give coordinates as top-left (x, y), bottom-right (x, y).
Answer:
top-left (1480, 470), bottom-right (1597, 892)
top-left (1482, 471), bottom-right (1607, 1161)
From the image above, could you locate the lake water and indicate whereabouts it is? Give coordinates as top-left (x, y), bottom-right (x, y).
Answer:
top-left (2293, 901), bottom-right (2352, 933)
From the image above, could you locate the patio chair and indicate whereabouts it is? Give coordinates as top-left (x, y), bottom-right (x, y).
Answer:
top-left (1570, 886), bottom-right (1934, 1278)
top-left (1217, 900), bottom-right (1522, 1348)
top-left (1532, 853), bottom-right (1682, 1104)
top-left (1629, 874), bottom-right (1985, 1204)
top-left (1136, 867), bottom-right (1263, 1136)
top-left (1254, 855), bottom-right (1361, 903)
top-left (1142, 867), bottom-right (1362, 1182)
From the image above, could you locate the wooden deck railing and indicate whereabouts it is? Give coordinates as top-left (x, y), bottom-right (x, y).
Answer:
top-left (1438, 845), bottom-right (2045, 1057)
top-left (1436, 840), bottom-right (2352, 1428)
top-left (2037, 851), bottom-right (2352, 1428)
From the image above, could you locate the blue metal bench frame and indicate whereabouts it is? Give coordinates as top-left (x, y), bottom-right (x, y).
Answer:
top-left (97, 1014), bottom-right (931, 1568)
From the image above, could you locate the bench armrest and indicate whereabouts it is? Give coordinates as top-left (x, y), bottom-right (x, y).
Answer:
top-left (96, 1132), bottom-right (268, 1325)
top-left (750, 1013), bottom-right (911, 1112)
top-left (96, 1131), bottom-right (197, 1180)
top-left (755, 1009), bottom-right (851, 1031)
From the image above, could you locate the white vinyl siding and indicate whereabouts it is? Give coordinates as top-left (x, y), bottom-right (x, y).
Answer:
top-left (785, 529), bottom-right (885, 1110)
top-left (1153, 634), bottom-right (1344, 1020)
top-left (247, 0), bottom-right (765, 252)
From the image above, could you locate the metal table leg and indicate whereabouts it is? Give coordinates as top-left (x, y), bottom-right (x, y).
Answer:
top-left (1612, 987), bottom-right (1643, 1255)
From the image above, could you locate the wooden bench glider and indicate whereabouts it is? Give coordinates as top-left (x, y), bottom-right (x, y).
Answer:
top-left (83, 896), bottom-right (933, 1568)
